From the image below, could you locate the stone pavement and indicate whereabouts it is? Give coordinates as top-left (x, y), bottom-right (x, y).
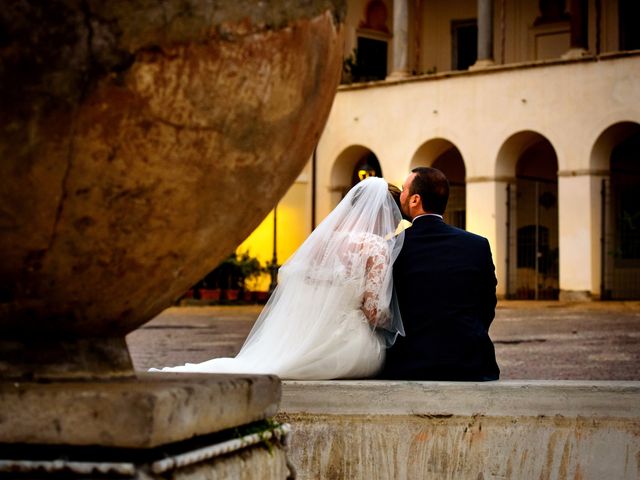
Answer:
top-left (127, 301), bottom-right (640, 380)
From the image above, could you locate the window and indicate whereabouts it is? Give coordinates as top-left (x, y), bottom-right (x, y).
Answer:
top-left (354, 36), bottom-right (388, 82)
top-left (451, 19), bottom-right (477, 71)
top-left (619, 0), bottom-right (640, 51)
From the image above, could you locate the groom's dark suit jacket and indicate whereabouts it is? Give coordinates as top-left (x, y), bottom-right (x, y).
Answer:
top-left (381, 215), bottom-right (499, 381)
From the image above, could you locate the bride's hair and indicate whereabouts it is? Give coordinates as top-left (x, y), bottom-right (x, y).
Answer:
top-left (387, 182), bottom-right (402, 212)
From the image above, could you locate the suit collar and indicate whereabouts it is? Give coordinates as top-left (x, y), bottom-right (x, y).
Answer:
top-left (412, 214), bottom-right (444, 225)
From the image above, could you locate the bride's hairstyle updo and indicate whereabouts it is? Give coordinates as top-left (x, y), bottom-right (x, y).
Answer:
top-left (350, 178), bottom-right (402, 211)
top-left (350, 177), bottom-right (380, 206)
top-left (387, 183), bottom-right (402, 212)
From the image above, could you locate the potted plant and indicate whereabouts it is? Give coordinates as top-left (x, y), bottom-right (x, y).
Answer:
top-left (198, 267), bottom-right (222, 302)
top-left (218, 253), bottom-right (242, 301)
top-left (251, 259), bottom-right (279, 303)
top-left (235, 251), bottom-right (264, 303)
top-left (196, 252), bottom-right (265, 303)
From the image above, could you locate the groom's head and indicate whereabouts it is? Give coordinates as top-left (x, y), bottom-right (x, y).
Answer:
top-left (401, 167), bottom-right (449, 220)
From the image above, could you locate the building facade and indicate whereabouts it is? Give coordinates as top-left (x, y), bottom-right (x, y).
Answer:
top-left (239, 0), bottom-right (640, 300)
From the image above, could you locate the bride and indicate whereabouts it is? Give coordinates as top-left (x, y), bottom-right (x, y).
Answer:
top-left (151, 177), bottom-right (405, 379)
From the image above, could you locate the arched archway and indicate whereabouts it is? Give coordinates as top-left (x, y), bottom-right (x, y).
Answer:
top-left (331, 145), bottom-right (383, 207)
top-left (411, 138), bottom-right (466, 229)
top-left (497, 131), bottom-right (559, 299)
top-left (592, 122), bottom-right (640, 299)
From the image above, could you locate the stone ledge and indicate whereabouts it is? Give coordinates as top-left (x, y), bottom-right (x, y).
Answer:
top-left (0, 373), bottom-right (280, 448)
top-left (280, 380), bottom-right (640, 418)
top-left (338, 50), bottom-right (640, 91)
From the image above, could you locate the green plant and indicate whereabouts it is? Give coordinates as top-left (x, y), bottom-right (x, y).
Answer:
top-left (234, 419), bottom-right (282, 456)
top-left (236, 251), bottom-right (263, 283)
top-left (219, 253), bottom-right (243, 289)
top-left (197, 251), bottom-right (265, 293)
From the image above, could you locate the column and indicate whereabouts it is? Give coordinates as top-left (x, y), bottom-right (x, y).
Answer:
top-left (557, 173), bottom-right (598, 300)
top-left (388, 0), bottom-right (410, 78)
top-left (562, 0), bottom-right (589, 58)
top-left (470, 0), bottom-right (494, 69)
top-left (466, 179), bottom-right (506, 297)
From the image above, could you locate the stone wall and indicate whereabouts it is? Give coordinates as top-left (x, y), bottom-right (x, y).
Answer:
top-left (277, 380), bottom-right (640, 479)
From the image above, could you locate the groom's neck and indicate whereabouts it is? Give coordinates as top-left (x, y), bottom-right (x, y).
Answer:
top-left (410, 208), bottom-right (428, 220)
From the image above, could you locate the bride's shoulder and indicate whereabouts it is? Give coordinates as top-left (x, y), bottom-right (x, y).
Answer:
top-left (347, 231), bottom-right (383, 241)
top-left (347, 231), bottom-right (387, 250)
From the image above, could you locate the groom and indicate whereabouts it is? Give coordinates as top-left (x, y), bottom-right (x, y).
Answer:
top-left (381, 167), bottom-right (500, 381)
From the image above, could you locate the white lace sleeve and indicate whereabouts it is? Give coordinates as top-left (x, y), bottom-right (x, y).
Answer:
top-left (360, 236), bottom-right (391, 328)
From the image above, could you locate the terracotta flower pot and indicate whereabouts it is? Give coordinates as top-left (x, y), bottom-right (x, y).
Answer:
top-left (223, 289), bottom-right (240, 302)
top-left (242, 290), bottom-right (254, 302)
top-left (199, 289), bottom-right (222, 301)
top-left (254, 291), bottom-right (271, 303)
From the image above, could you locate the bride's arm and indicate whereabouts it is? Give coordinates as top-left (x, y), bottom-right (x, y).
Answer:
top-left (361, 242), bottom-right (391, 328)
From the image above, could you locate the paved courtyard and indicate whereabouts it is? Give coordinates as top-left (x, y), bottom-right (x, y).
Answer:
top-left (127, 301), bottom-right (640, 380)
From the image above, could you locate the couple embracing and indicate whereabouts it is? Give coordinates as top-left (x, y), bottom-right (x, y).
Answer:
top-left (153, 167), bottom-right (499, 382)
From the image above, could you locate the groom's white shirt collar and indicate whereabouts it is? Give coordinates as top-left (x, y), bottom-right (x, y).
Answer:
top-left (412, 213), bottom-right (443, 222)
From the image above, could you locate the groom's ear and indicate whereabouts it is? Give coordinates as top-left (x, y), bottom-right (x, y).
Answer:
top-left (410, 193), bottom-right (422, 210)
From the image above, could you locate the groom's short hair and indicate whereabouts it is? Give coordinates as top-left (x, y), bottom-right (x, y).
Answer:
top-left (410, 167), bottom-right (449, 215)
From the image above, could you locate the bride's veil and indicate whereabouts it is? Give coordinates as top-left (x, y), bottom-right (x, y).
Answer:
top-left (236, 176), bottom-right (405, 373)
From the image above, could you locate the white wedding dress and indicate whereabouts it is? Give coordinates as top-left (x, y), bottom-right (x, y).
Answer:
top-left (151, 177), bottom-right (404, 379)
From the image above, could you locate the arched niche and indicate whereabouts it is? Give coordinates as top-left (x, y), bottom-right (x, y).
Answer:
top-left (497, 131), bottom-right (559, 299)
top-left (330, 145), bottom-right (383, 205)
top-left (359, 0), bottom-right (389, 33)
top-left (411, 138), bottom-right (466, 229)
top-left (590, 121), bottom-right (640, 172)
top-left (496, 130), bottom-right (556, 179)
top-left (593, 121), bottom-right (640, 299)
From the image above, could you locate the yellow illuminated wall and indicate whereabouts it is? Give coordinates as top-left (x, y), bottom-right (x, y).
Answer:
top-left (236, 174), bottom-right (311, 291)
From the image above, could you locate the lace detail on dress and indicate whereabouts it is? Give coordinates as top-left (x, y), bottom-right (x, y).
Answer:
top-left (300, 231), bottom-right (391, 324)
top-left (357, 234), bottom-right (391, 328)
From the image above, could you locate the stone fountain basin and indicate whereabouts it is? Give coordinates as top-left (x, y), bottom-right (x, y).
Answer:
top-left (0, 1), bottom-right (344, 349)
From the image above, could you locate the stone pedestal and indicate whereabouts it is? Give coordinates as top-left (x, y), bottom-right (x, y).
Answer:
top-left (0, 374), bottom-right (290, 478)
top-left (0, 1), bottom-right (345, 478)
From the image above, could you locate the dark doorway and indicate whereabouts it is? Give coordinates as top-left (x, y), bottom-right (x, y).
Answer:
top-left (602, 131), bottom-right (640, 299)
top-left (507, 139), bottom-right (559, 300)
top-left (355, 36), bottom-right (388, 81)
top-left (432, 148), bottom-right (466, 229)
top-left (619, 0), bottom-right (640, 51)
top-left (451, 19), bottom-right (478, 70)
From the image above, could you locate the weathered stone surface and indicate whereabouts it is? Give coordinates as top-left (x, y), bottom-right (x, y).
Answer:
top-left (0, 0), bottom-right (345, 376)
top-left (0, 338), bottom-right (134, 380)
top-left (277, 380), bottom-right (640, 479)
top-left (280, 379), bottom-right (640, 417)
top-left (0, 444), bottom-right (289, 480)
top-left (0, 373), bottom-right (281, 448)
top-left (170, 445), bottom-right (289, 480)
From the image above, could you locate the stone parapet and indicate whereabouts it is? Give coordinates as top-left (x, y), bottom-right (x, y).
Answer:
top-left (278, 380), bottom-right (640, 479)
top-left (0, 373), bottom-right (280, 448)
